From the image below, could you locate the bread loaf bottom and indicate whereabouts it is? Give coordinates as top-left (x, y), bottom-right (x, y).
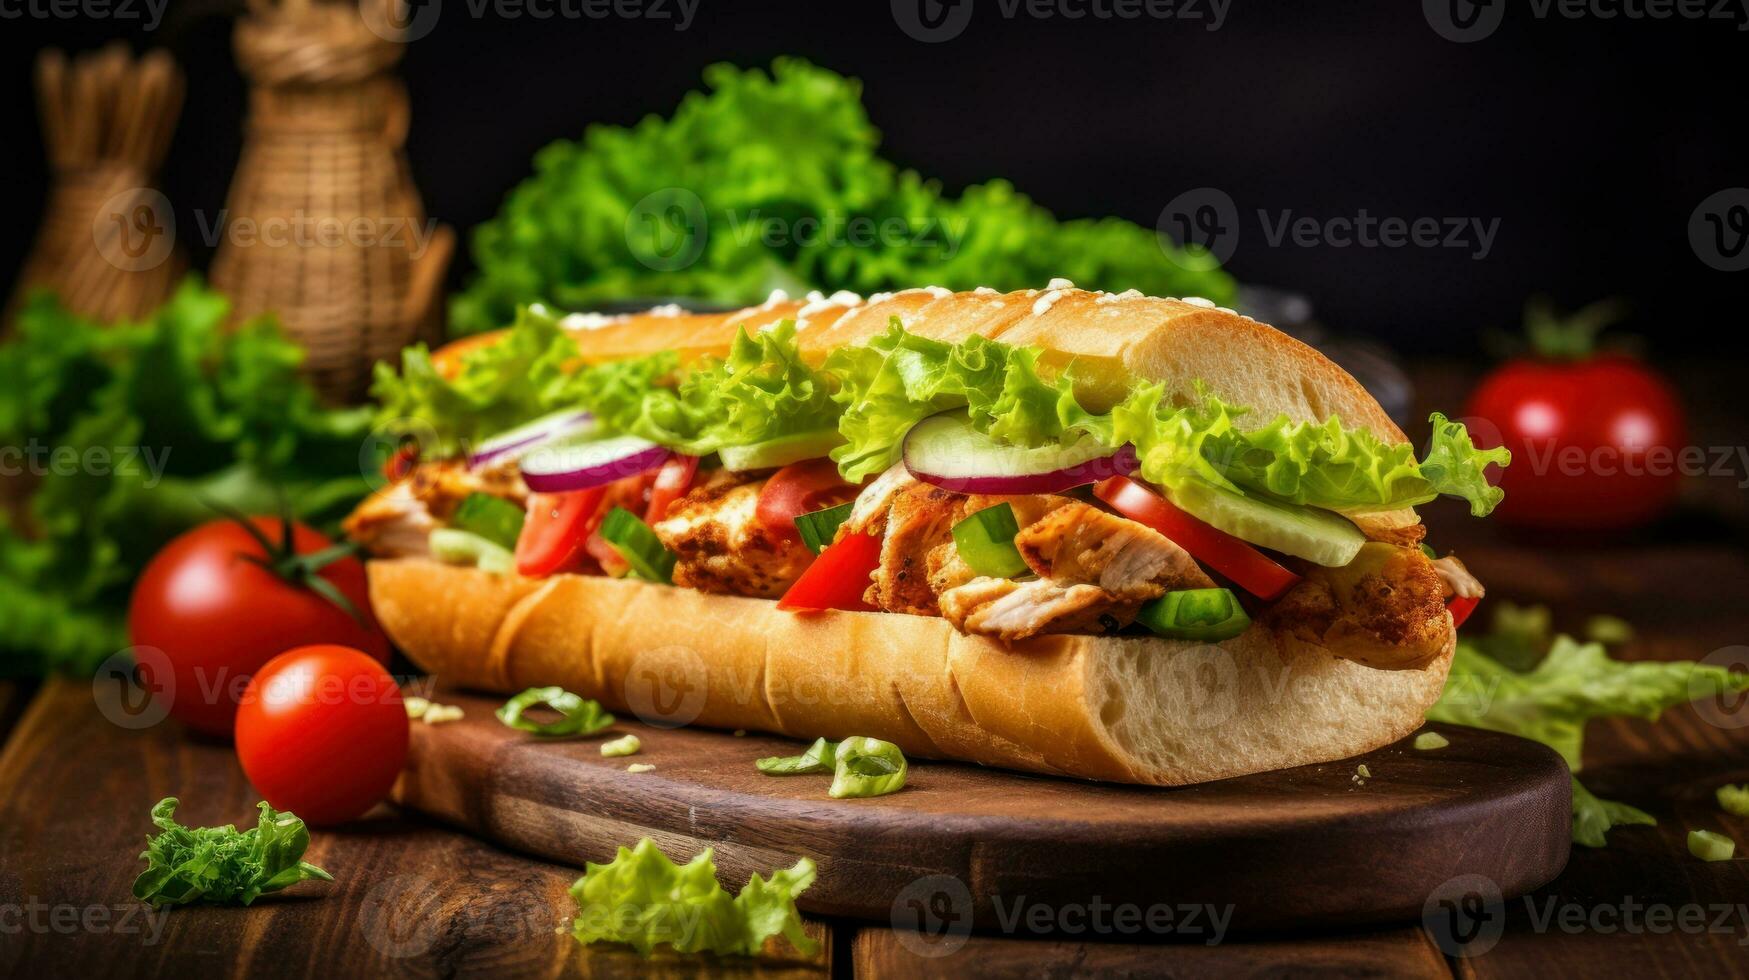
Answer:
top-left (370, 559), bottom-right (1452, 786)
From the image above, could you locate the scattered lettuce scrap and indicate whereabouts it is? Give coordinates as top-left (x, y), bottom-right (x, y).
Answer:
top-left (133, 797), bottom-right (332, 907)
top-left (569, 838), bottom-right (816, 958)
top-left (0, 281), bottom-right (374, 677)
top-left (1427, 606), bottom-right (1749, 847)
top-left (1717, 784), bottom-right (1749, 817)
top-left (450, 58), bottom-right (1233, 334)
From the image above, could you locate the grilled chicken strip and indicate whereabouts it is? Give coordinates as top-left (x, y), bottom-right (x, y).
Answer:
top-left (345, 459), bottom-right (527, 559)
top-left (1264, 542), bottom-right (1449, 670)
top-left (653, 472), bottom-right (814, 598)
top-left (866, 484), bottom-right (1068, 615)
top-left (937, 501), bottom-right (1215, 641)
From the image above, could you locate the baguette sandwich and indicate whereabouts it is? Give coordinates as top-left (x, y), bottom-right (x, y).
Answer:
top-left (350, 281), bottom-right (1509, 786)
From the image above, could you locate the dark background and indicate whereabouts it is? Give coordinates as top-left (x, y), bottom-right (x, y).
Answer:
top-left (2, 0), bottom-right (1742, 355)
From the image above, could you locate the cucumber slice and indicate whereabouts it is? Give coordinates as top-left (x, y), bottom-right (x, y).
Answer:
top-left (719, 430), bottom-right (845, 471)
top-left (1170, 479), bottom-right (1364, 567)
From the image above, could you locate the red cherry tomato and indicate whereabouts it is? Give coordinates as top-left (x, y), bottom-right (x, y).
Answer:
top-left (756, 460), bottom-right (860, 542)
top-left (1093, 477), bottom-right (1302, 601)
top-left (1465, 355), bottom-right (1686, 529)
top-left (515, 488), bottom-right (608, 577)
top-left (128, 518), bottom-right (390, 738)
top-left (234, 645), bottom-right (408, 826)
top-left (645, 454), bottom-right (700, 524)
top-left (776, 531), bottom-right (883, 612)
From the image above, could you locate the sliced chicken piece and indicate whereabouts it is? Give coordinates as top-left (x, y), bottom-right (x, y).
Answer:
top-left (653, 473), bottom-right (814, 598)
top-left (1263, 542), bottom-right (1449, 670)
top-left (1348, 507), bottom-right (1426, 547)
top-left (1431, 554), bottom-right (1484, 600)
top-left (843, 463), bottom-right (917, 536)
top-left (344, 482), bottom-right (436, 558)
top-left (866, 486), bottom-right (1071, 616)
top-left (938, 577), bottom-right (1121, 641)
top-left (407, 458), bottom-right (527, 522)
top-left (938, 502), bottom-right (1214, 640)
top-left (1013, 502), bottom-right (1215, 599)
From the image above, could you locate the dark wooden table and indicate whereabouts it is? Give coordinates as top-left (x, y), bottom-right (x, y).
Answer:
top-left (3, 363), bottom-right (1746, 978)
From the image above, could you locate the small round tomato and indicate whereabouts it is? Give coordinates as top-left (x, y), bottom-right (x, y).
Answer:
top-left (235, 645), bottom-right (409, 826)
top-left (1465, 354), bottom-right (1686, 529)
top-left (128, 517), bottom-right (390, 737)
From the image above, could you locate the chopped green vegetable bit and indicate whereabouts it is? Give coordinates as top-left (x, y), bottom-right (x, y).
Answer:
top-left (828, 737), bottom-right (908, 799)
top-left (496, 687), bottom-right (615, 738)
top-left (569, 838), bottom-right (816, 957)
top-left (133, 798), bottom-right (332, 907)
top-left (600, 734), bottom-right (641, 758)
top-left (599, 507), bottom-right (677, 584)
top-left (452, 493), bottom-right (526, 550)
top-left (1136, 588), bottom-right (1251, 642)
top-left (1356, 764), bottom-right (1372, 779)
top-left (429, 528), bottom-right (514, 574)
top-left (757, 737), bottom-right (839, 775)
top-left (627, 763), bottom-right (656, 774)
top-left (1584, 614), bottom-right (1634, 646)
top-left (1717, 784), bottom-right (1749, 817)
top-left (1688, 829), bottom-right (1736, 862)
top-left (951, 504), bottom-right (1029, 578)
top-left (794, 503), bottom-right (854, 556)
top-left (1413, 732), bottom-right (1450, 751)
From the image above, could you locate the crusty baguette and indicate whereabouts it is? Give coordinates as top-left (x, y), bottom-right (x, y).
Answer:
top-left (370, 558), bottom-right (1452, 786)
top-left (383, 283), bottom-right (1451, 785)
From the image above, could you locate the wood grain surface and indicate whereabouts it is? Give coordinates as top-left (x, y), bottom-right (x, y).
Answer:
top-left (392, 690), bottom-right (1570, 934)
top-left (0, 678), bottom-right (830, 979)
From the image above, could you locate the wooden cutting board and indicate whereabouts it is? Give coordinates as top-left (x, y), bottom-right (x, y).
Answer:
top-left (392, 689), bottom-right (1571, 934)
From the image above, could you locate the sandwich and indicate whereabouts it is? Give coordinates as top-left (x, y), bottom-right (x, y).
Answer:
top-left (348, 281), bottom-right (1509, 786)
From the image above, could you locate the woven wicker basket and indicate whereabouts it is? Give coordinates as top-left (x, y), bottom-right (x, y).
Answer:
top-left (5, 45), bottom-right (185, 330)
top-left (211, 0), bottom-right (451, 403)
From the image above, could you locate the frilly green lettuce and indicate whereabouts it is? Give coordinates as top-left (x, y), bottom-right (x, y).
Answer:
top-left (569, 838), bottom-right (817, 958)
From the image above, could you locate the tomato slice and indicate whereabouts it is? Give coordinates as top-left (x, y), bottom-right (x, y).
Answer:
top-left (646, 454), bottom-right (700, 524)
top-left (756, 459), bottom-right (860, 542)
top-left (1093, 476), bottom-right (1302, 601)
top-left (1446, 595), bottom-right (1481, 629)
top-left (777, 531), bottom-right (882, 612)
top-left (515, 487), bottom-right (608, 577)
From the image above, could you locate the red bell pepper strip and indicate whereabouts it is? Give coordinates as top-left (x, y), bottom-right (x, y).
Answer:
top-left (777, 531), bottom-right (882, 612)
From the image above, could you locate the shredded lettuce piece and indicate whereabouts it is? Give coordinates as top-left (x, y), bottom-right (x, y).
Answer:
top-left (569, 838), bottom-right (816, 957)
top-left (371, 305), bottom-right (584, 457)
top-left (133, 798), bottom-right (332, 907)
top-left (1427, 608), bottom-right (1749, 847)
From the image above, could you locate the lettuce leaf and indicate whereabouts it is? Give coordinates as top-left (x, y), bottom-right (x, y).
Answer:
top-left (371, 305), bottom-right (584, 457)
top-left (0, 281), bottom-right (373, 678)
top-left (133, 797), bottom-right (332, 907)
top-left (1427, 611), bottom-right (1749, 847)
top-left (569, 838), bottom-right (816, 958)
top-left (824, 321), bottom-right (1506, 517)
top-left (451, 58), bottom-right (1233, 335)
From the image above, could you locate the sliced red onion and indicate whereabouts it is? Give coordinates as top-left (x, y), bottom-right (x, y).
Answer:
top-left (903, 412), bottom-right (1138, 495)
top-left (519, 434), bottom-right (670, 493)
top-left (468, 410), bottom-right (595, 469)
